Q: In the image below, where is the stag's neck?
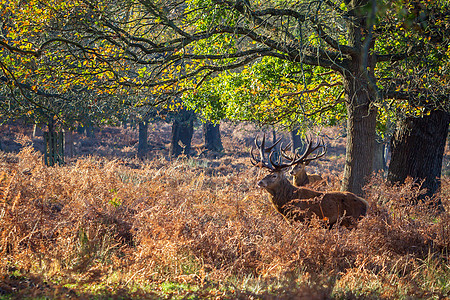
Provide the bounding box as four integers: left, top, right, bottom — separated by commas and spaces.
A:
266, 178, 298, 211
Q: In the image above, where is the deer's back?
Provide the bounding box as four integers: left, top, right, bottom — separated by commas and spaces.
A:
307, 174, 323, 183
283, 189, 368, 227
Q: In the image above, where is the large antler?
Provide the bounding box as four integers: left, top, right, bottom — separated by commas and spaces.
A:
281, 136, 327, 166
250, 134, 285, 171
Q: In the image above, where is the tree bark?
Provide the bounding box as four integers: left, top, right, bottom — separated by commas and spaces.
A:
338, 8, 379, 196
341, 75, 378, 196
170, 109, 194, 157
387, 110, 450, 202
137, 121, 149, 158
203, 121, 223, 152
372, 139, 386, 173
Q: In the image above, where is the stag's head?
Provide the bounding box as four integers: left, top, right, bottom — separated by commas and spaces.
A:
250, 134, 287, 191
250, 134, 326, 192
257, 171, 286, 189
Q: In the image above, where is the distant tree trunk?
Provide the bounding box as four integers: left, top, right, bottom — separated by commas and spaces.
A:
270, 128, 281, 162
44, 118, 64, 166
388, 110, 450, 204
203, 121, 223, 152
77, 125, 85, 135
290, 127, 303, 153
372, 139, 386, 173
170, 109, 194, 157
47, 118, 55, 136
33, 123, 43, 138
65, 130, 74, 158
85, 124, 95, 138
137, 121, 149, 158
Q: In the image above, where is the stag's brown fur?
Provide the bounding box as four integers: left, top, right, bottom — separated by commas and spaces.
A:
258, 171, 368, 227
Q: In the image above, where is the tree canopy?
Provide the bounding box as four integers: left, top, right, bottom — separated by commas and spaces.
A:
1, 0, 449, 194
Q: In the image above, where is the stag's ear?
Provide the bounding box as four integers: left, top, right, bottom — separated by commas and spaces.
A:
304, 160, 311, 166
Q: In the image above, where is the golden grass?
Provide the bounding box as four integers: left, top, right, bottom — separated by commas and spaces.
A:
0, 147, 449, 299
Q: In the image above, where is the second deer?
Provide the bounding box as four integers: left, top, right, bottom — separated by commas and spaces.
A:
251, 135, 368, 228
282, 140, 326, 187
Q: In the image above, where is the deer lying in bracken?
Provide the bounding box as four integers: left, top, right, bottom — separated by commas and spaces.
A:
281, 140, 327, 187
251, 135, 368, 228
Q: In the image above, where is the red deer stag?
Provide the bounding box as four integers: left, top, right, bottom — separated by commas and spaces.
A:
251, 135, 368, 227
281, 139, 327, 187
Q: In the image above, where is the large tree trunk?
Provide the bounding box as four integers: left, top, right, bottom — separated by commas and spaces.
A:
387, 110, 450, 203
339, 11, 379, 196
341, 75, 378, 196
203, 121, 223, 152
170, 109, 194, 157
137, 121, 149, 158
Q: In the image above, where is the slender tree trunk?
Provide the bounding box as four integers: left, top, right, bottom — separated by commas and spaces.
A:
85, 124, 95, 138
341, 75, 377, 196
137, 121, 149, 158
290, 126, 304, 154
271, 128, 281, 162
64, 130, 74, 158
170, 109, 194, 157
77, 125, 85, 135
388, 110, 450, 203
203, 121, 223, 152
44, 118, 64, 166
47, 118, 55, 136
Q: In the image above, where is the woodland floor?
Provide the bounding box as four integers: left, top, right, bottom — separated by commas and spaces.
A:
0, 121, 449, 299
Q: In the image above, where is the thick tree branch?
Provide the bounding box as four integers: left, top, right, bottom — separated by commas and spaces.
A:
0, 39, 41, 57
383, 89, 450, 111
315, 22, 357, 55
253, 8, 306, 21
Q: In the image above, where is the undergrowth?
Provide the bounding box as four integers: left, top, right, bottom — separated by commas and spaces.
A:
0, 147, 449, 299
